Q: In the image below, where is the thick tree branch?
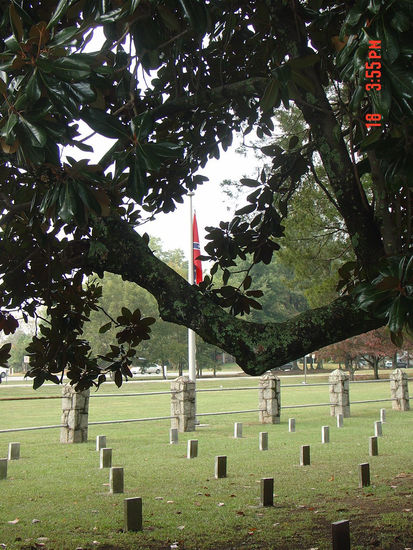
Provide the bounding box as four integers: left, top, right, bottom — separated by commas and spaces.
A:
84, 217, 384, 375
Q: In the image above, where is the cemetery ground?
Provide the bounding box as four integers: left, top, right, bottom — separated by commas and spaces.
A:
0, 377, 412, 549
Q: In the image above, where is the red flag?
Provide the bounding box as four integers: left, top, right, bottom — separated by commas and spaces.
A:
193, 213, 203, 285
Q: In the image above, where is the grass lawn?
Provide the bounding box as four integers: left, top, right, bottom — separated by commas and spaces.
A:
0, 376, 412, 549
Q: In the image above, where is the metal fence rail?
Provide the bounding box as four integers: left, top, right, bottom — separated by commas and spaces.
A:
88, 415, 175, 426
1, 376, 411, 434
197, 409, 260, 417
0, 424, 64, 433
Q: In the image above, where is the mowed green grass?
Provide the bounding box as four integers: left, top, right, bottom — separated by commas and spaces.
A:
0, 376, 412, 549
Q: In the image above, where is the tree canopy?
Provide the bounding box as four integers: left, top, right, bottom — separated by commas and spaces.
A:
0, 0, 412, 389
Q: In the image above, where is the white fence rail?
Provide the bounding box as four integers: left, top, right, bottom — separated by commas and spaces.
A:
0, 376, 411, 435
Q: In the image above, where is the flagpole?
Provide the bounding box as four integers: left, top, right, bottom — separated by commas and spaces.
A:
187, 192, 196, 384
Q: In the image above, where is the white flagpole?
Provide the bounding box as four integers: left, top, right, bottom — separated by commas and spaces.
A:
187, 192, 197, 383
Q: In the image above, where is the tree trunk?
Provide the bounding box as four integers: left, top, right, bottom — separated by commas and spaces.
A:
161, 361, 167, 380
372, 357, 380, 380
346, 358, 355, 381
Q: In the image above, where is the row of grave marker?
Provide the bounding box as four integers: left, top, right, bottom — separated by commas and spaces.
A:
0, 407, 388, 548
0, 409, 386, 481
97, 405, 385, 543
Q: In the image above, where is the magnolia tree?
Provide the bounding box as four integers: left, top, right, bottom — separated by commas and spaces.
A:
0, 0, 412, 390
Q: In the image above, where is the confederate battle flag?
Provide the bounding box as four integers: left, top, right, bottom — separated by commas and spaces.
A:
193, 213, 203, 285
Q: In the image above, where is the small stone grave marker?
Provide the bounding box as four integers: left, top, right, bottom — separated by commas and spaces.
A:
0, 458, 7, 480
380, 408, 386, 423
288, 418, 295, 432
369, 436, 378, 457
215, 456, 227, 479
124, 497, 142, 531
110, 467, 124, 494
100, 448, 112, 469
336, 413, 343, 428
332, 519, 350, 550
187, 439, 198, 459
260, 477, 274, 507
259, 432, 268, 451
170, 428, 178, 445
234, 422, 243, 438
321, 425, 330, 444
8, 442, 20, 460
96, 435, 106, 451
359, 463, 370, 488
300, 445, 310, 466
374, 420, 382, 437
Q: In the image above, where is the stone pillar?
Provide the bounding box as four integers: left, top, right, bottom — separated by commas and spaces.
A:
258, 371, 281, 424
170, 376, 196, 432
329, 369, 350, 418
390, 369, 410, 411
60, 385, 90, 443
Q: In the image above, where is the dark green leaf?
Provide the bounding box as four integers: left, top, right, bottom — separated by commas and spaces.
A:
390, 10, 410, 32
288, 136, 299, 150
379, 18, 399, 64
178, 0, 209, 34
344, 6, 363, 27
114, 369, 123, 388
240, 178, 261, 187
49, 26, 80, 47
26, 70, 42, 103
9, 4, 24, 41
235, 204, 256, 216
99, 322, 112, 334
49, 57, 91, 82
81, 108, 130, 140
149, 142, 182, 158
47, 0, 72, 29
20, 118, 47, 148
260, 78, 280, 113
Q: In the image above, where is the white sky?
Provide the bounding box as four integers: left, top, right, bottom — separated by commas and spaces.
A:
144, 149, 254, 253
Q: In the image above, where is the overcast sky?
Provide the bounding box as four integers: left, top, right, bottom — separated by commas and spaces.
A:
144, 148, 254, 254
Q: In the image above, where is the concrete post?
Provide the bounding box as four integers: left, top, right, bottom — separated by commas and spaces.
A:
300, 445, 310, 466
390, 369, 410, 411
332, 520, 350, 550
374, 421, 382, 437
124, 497, 143, 531
260, 478, 274, 507
329, 369, 350, 418
8, 442, 20, 460
369, 436, 378, 456
110, 467, 124, 494
258, 371, 281, 424
170, 376, 196, 432
259, 432, 268, 451
169, 428, 178, 444
96, 435, 106, 451
215, 456, 227, 479
0, 458, 7, 479
100, 448, 112, 469
60, 385, 90, 443
187, 439, 198, 459
234, 422, 243, 438
359, 463, 370, 487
